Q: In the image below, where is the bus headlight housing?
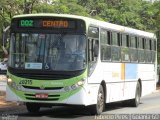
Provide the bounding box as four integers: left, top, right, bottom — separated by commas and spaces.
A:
77, 80, 85, 86
64, 86, 70, 92
71, 84, 78, 90
7, 78, 13, 86
12, 83, 23, 91
7, 78, 23, 91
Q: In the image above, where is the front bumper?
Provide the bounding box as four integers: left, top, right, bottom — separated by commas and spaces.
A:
6, 84, 98, 106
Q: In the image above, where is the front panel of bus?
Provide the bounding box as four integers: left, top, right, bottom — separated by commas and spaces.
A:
6, 16, 88, 105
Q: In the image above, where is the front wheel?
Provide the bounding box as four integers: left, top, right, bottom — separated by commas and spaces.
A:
89, 85, 105, 115
130, 82, 141, 107
26, 103, 40, 113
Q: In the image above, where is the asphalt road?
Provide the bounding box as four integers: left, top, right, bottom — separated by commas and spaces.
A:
0, 81, 6, 91
0, 75, 7, 91
0, 91, 160, 120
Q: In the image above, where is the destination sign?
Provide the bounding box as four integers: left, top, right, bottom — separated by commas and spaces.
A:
20, 20, 34, 27
42, 20, 69, 28
19, 19, 76, 29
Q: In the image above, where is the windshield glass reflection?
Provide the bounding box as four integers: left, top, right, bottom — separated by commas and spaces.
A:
9, 33, 86, 71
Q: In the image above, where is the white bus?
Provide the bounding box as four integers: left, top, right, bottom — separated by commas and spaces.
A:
4, 14, 157, 115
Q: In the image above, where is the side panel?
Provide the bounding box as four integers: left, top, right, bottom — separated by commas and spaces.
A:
88, 61, 126, 103
88, 61, 156, 103
137, 64, 156, 96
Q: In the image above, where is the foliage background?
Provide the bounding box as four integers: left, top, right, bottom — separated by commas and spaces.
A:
0, 0, 160, 62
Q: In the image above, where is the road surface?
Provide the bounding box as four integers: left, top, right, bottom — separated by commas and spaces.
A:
0, 75, 7, 91
0, 90, 160, 120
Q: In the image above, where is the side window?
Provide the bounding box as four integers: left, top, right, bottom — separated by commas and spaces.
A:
149, 39, 152, 50
100, 29, 107, 44
88, 38, 99, 76
142, 38, 145, 49
111, 32, 121, 61
151, 40, 155, 51
100, 29, 111, 61
139, 38, 143, 49
122, 35, 129, 47
154, 40, 156, 51
130, 36, 137, 48
88, 27, 99, 38
88, 26, 99, 62
151, 40, 156, 63
145, 39, 150, 50
138, 37, 145, 63
121, 34, 130, 62
145, 39, 152, 63
9, 33, 16, 68
88, 39, 99, 62
112, 32, 121, 46
130, 36, 138, 62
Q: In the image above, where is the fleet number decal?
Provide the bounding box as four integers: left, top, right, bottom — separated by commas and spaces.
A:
19, 80, 32, 85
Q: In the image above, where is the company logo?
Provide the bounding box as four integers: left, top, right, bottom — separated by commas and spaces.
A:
40, 85, 45, 90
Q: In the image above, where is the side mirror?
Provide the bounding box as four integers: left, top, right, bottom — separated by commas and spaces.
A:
2, 26, 10, 55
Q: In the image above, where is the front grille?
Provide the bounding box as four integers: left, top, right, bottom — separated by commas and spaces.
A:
25, 94, 60, 97
26, 97, 59, 101
22, 85, 63, 90
25, 93, 60, 101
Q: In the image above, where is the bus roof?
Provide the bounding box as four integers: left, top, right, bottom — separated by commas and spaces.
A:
13, 13, 156, 39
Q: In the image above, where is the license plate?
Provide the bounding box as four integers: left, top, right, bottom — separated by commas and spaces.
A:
35, 93, 48, 99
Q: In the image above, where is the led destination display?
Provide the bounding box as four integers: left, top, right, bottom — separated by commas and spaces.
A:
19, 19, 76, 29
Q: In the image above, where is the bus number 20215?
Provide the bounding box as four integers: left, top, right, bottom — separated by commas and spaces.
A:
19, 80, 32, 85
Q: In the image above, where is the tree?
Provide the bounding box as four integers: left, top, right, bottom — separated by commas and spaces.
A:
0, 0, 159, 59
153, 1, 160, 31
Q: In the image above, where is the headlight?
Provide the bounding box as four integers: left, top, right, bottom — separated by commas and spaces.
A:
71, 84, 78, 90
7, 78, 13, 86
77, 80, 85, 86
64, 86, 70, 92
7, 78, 12, 83
7, 78, 22, 91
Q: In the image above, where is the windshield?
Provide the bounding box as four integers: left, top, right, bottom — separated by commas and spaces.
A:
9, 33, 86, 71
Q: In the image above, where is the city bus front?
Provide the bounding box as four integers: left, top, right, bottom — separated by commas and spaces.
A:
6, 15, 89, 110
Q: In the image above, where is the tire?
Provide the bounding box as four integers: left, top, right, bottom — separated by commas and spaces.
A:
130, 82, 141, 107
89, 85, 105, 115
26, 103, 40, 113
